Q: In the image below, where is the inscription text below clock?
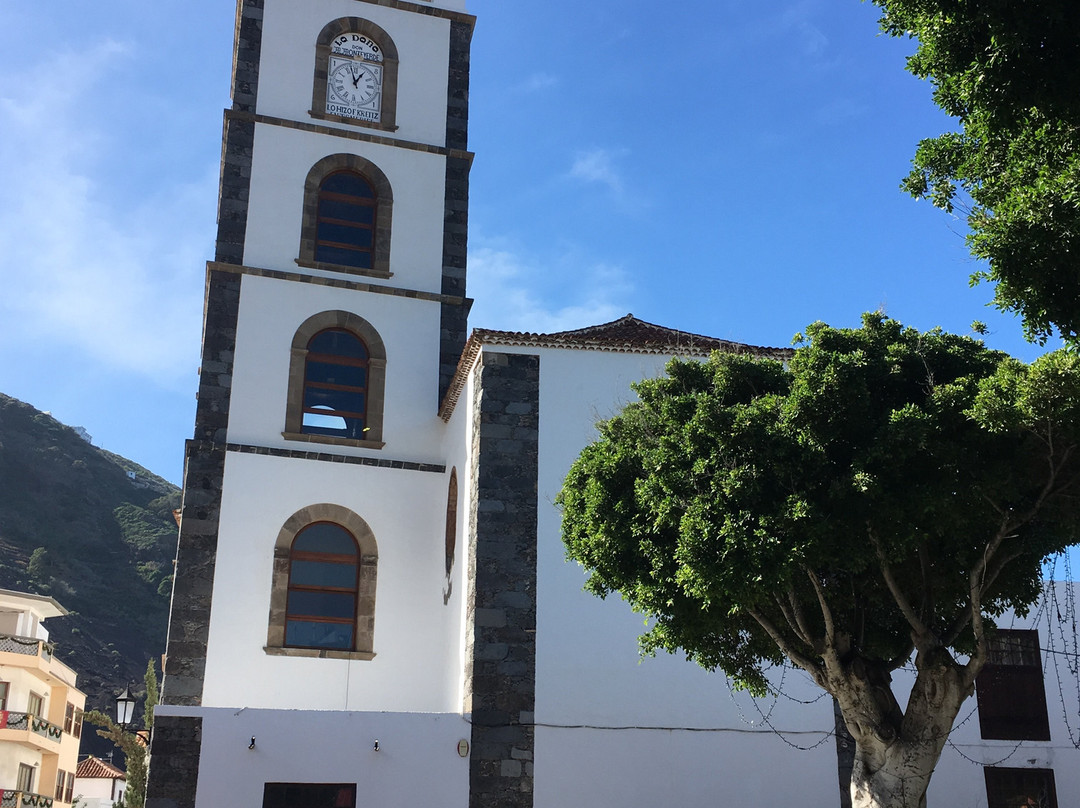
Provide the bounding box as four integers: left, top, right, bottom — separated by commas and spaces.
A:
326, 33, 384, 123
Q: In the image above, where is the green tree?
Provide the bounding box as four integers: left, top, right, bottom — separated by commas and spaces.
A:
143, 659, 158, 730
871, 0, 1080, 345
559, 315, 1080, 808
85, 661, 159, 808
85, 710, 147, 808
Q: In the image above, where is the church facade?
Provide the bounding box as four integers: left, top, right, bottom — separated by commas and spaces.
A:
144, 1, 1078, 806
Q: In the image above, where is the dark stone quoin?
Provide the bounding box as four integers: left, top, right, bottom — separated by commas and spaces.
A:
466, 352, 540, 808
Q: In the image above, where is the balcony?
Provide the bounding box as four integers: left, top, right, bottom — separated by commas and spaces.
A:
0, 633, 54, 665
0, 791, 54, 808
0, 712, 64, 752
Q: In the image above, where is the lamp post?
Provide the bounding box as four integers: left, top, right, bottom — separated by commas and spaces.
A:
115, 686, 136, 729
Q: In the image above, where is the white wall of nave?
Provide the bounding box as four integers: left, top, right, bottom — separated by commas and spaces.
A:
241, 124, 449, 293
518, 344, 1076, 807
258, 0, 454, 147
201, 450, 464, 712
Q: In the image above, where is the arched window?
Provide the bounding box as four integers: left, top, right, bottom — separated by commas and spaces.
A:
284, 311, 386, 448
310, 18, 399, 131
266, 505, 378, 660
302, 328, 370, 439
298, 155, 393, 278
315, 172, 376, 270
285, 522, 360, 650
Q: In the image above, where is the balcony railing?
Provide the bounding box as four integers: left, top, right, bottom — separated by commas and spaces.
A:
0, 633, 54, 662
0, 791, 54, 808
0, 712, 64, 743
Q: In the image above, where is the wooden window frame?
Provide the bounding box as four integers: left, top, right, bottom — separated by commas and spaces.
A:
284, 522, 362, 651
266, 505, 378, 660
301, 328, 370, 439
984, 766, 1058, 808
314, 172, 377, 270
309, 17, 399, 132
976, 629, 1051, 741
55, 770, 66, 801
65, 771, 74, 803
27, 691, 44, 718
284, 311, 387, 449
73, 707, 82, 738
17, 763, 34, 793
297, 154, 393, 279
0, 681, 7, 711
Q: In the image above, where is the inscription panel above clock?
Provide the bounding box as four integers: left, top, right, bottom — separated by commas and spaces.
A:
326, 34, 384, 123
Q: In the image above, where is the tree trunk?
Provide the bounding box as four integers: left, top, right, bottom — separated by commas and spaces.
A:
849, 737, 942, 808
831, 648, 974, 808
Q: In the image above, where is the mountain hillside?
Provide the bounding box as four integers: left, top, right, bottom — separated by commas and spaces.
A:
0, 393, 178, 751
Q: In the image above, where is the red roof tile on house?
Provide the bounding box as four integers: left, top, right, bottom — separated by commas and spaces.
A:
76, 756, 126, 780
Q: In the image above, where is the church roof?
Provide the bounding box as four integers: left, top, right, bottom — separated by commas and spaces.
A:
439, 314, 792, 420
471, 314, 790, 358
76, 756, 126, 780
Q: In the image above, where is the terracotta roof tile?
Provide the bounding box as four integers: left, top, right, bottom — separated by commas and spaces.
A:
76, 756, 126, 780
439, 314, 792, 420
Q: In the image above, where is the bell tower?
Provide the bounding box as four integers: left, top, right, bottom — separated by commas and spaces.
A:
147, 0, 476, 804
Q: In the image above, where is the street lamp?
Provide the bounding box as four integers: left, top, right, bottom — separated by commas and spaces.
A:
115, 687, 136, 729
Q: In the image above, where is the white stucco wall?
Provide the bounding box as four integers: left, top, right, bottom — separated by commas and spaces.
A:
258, 0, 453, 147
439, 364, 478, 711
506, 345, 837, 806
241, 125, 448, 291
156, 706, 470, 806
202, 449, 463, 712
512, 343, 1080, 807
227, 273, 446, 459
75, 777, 126, 808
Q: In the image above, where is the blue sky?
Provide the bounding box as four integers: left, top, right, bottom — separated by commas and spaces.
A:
0, 0, 1059, 484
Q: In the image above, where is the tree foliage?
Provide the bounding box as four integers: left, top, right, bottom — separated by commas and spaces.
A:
560, 315, 1080, 807
85, 710, 147, 808
84, 662, 160, 808
872, 0, 1080, 344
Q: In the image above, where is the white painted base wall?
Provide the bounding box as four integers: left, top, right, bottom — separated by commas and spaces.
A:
160, 707, 471, 805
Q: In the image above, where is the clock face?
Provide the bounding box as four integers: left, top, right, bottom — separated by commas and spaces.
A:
326, 55, 383, 123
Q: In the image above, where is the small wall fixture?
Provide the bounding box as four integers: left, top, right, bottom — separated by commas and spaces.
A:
249, 736, 256, 750
373, 739, 380, 752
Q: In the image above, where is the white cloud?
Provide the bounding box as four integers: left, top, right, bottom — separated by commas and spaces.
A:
781, 2, 830, 57
0, 41, 210, 389
569, 147, 628, 195
467, 244, 631, 335
513, 72, 558, 93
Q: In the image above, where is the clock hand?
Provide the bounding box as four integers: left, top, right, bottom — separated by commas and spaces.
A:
351, 68, 361, 88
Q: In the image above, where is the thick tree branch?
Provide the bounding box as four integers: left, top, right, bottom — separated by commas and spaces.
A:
747, 607, 825, 687
774, 594, 813, 649
869, 527, 932, 643
803, 568, 837, 649
886, 638, 916, 672
918, 540, 933, 624
788, 586, 819, 651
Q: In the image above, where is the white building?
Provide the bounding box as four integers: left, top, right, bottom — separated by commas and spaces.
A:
0, 589, 86, 806
145, 1, 1079, 807
74, 756, 127, 808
